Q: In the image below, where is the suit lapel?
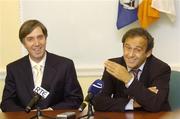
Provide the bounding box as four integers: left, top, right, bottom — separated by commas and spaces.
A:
139, 66, 149, 87
121, 57, 127, 69
41, 53, 56, 91
22, 56, 35, 96
139, 56, 153, 87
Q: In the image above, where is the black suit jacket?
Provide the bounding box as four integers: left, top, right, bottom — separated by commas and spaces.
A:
0, 52, 83, 112
93, 55, 171, 112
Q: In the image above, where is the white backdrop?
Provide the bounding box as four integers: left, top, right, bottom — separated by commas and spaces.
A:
20, 0, 180, 76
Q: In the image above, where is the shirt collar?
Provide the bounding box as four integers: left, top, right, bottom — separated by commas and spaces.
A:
29, 52, 47, 68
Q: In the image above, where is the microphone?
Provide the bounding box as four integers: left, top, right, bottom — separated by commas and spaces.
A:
78, 79, 103, 112
25, 86, 50, 113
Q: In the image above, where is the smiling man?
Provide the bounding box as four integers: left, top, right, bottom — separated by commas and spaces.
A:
93, 27, 171, 112
0, 19, 83, 112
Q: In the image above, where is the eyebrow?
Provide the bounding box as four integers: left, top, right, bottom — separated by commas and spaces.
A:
124, 44, 144, 49
26, 34, 44, 38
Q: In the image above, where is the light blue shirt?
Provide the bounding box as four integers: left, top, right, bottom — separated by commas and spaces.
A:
125, 61, 145, 110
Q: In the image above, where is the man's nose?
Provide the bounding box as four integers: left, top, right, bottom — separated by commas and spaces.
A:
128, 50, 135, 57
34, 38, 39, 46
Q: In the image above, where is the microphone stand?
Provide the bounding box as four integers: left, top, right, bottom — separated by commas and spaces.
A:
78, 102, 94, 119
30, 107, 55, 119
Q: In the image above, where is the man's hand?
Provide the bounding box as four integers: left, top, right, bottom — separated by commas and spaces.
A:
133, 86, 158, 108
133, 100, 141, 108
148, 86, 159, 94
104, 60, 132, 84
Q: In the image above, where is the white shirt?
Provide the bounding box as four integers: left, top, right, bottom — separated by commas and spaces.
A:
29, 52, 47, 87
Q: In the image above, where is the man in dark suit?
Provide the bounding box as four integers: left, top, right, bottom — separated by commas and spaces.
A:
0, 19, 83, 112
93, 28, 171, 112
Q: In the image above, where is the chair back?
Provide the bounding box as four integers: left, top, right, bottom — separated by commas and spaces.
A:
169, 70, 180, 110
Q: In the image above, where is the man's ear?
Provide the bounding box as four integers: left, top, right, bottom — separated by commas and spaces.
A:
146, 49, 152, 58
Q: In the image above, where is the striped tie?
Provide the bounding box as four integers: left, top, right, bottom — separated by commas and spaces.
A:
131, 69, 140, 81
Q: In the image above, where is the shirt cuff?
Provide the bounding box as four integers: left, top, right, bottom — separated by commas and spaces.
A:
125, 74, 134, 88
125, 99, 134, 110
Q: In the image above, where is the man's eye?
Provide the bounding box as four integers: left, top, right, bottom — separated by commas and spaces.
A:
134, 48, 142, 52
37, 35, 43, 39
26, 37, 33, 41
125, 46, 131, 50
37, 35, 45, 40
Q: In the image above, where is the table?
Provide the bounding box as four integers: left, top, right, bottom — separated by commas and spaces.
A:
0, 109, 172, 119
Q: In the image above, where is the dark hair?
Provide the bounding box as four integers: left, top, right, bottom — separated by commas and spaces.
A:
122, 27, 154, 52
19, 19, 48, 43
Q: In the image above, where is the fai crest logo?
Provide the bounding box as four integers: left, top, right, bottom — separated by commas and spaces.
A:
120, 0, 139, 10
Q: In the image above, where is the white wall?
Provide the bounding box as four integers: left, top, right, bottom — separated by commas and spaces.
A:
19, 0, 180, 77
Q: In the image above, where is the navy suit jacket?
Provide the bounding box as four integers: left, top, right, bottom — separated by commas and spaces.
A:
93, 55, 171, 112
0, 52, 83, 112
